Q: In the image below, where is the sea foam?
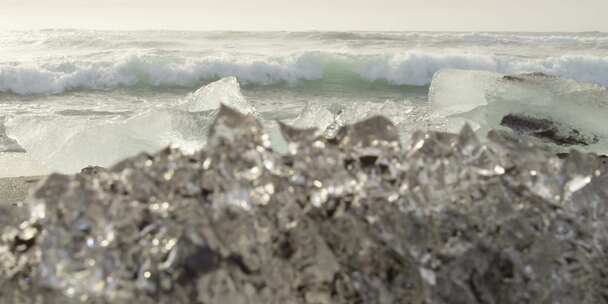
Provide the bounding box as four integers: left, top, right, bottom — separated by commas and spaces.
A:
2, 51, 608, 95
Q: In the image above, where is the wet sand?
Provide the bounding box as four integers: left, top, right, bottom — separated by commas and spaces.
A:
0, 152, 48, 204
0, 176, 43, 204
0, 152, 49, 178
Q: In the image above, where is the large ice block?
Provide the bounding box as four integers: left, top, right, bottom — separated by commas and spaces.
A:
429, 69, 608, 153
5, 77, 258, 173
2, 107, 607, 303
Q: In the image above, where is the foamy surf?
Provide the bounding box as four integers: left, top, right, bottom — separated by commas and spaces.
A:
2, 51, 608, 95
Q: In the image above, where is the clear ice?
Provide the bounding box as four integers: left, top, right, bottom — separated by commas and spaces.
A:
429, 69, 608, 154
4, 77, 259, 173
1, 101, 608, 303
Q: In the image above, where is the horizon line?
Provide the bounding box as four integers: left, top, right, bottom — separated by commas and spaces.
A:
2, 27, 606, 34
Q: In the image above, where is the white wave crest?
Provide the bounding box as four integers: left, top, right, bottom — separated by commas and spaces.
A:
2, 51, 608, 95
0, 52, 324, 95
357, 52, 608, 87
358, 52, 499, 86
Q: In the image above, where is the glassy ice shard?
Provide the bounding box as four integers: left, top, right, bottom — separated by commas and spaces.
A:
1, 104, 607, 303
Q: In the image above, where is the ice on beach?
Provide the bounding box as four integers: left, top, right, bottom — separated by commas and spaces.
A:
429, 69, 608, 153
5, 77, 258, 173
291, 99, 440, 145
3, 104, 608, 303
179, 76, 257, 116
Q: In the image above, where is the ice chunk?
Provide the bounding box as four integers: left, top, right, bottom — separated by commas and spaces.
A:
337, 116, 400, 149
428, 69, 498, 117
5, 77, 258, 173
291, 100, 437, 145
3, 117, 608, 303
429, 69, 608, 153
5, 106, 216, 173
208, 104, 266, 147
278, 121, 318, 144
179, 76, 258, 116
500, 113, 599, 146
291, 102, 336, 137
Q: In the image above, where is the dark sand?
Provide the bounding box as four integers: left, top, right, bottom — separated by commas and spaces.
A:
0, 176, 43, 205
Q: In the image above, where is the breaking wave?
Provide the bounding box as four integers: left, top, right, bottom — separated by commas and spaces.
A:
2, 51, 608, 95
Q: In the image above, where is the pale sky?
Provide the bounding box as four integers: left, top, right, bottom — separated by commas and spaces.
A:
1, 0, 607, 32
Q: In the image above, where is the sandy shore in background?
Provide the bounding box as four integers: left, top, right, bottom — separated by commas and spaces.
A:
0, 176, 44, 204
0, 152, 50, 179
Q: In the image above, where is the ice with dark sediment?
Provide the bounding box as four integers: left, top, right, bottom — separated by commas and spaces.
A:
430, 69, 608, 153
1, 102, 608, 303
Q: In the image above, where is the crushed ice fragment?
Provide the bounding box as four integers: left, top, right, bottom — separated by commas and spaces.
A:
337, 115, 400, 148
278, 121, 319, 143
1, 111, 608, 303
208, 104, 264, 146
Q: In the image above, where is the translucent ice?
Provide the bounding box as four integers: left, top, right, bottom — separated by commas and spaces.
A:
2, 107, 608, 303
429, 69, 608, 153
5, 77, 258, 173
428, 69, 498, 117
178, 76, 258, 116
291, 100, 438, 144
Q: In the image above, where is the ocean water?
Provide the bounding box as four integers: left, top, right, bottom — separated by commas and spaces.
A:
1, 30, 608, 176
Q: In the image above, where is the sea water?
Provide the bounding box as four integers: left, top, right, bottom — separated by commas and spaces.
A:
1, 30, 608, 176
